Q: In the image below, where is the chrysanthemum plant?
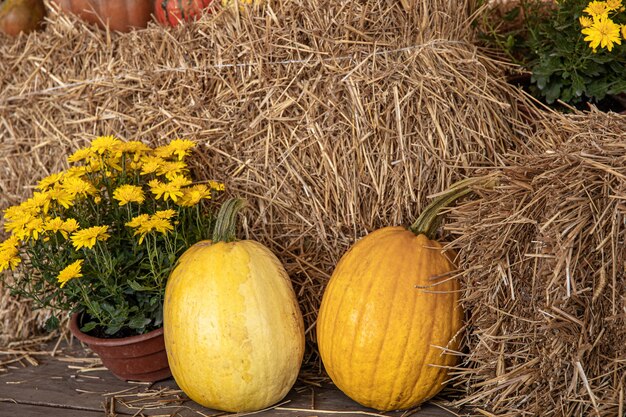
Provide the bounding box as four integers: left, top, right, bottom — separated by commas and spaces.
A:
0, 136, 224, 337
480, 0, 626, 108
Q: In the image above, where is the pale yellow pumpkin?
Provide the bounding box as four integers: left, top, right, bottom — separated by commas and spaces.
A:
315, 178, 485, 411
164, 238, 305, 412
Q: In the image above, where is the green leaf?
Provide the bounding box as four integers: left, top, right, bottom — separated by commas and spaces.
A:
80, 321, 98, 333
129, 280, 152, 291
128, 316, 151, 330
104, 324, 123, 336
45, 315, 60, 332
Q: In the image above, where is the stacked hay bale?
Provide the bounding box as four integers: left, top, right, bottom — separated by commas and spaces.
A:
449, 112, 626, 416
0, 0, 528, 354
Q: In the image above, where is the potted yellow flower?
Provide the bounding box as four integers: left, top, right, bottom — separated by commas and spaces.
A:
0, 136, 224, 381
480, 0, 626, 110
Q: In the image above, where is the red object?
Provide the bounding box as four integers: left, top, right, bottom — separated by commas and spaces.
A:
69, 313, 172, 382
154, 0, 213, 26
51, 0, 153, 32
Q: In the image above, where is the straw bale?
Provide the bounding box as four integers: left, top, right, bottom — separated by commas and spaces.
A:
448, 111, 626, 416
0, 0, 531, 350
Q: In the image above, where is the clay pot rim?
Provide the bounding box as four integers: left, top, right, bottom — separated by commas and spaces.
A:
69, 312, 164, 347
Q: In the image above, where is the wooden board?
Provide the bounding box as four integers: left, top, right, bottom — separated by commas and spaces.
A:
0, 343, 458, 417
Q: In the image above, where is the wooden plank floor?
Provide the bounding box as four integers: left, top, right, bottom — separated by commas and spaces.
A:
0, 342, 458, 417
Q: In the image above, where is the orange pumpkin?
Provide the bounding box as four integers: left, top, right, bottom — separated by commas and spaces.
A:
0, 0, 45, 36
51, 0, 153, 32
316, 178, 487, 411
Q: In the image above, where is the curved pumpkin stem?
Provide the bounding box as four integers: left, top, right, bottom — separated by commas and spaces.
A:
409, 175, 498, 239
212, 198, 247, 243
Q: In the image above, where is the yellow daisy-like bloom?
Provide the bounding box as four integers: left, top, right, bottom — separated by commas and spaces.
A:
605, 0, 622, 10
0, 239, 21, 272
37, 172, 64, 191
154, 209, 177, 220
71, 226, 110, 250
62, 177, 97, 197
149, 176, 191, 203
61, 218, 80, 235
91, 136, 122, 155
68, 147, 96, 164
131, 217, 174, 244
118, 141, 152, 159
622, 24, 626, 38
208, 180, 225, 191
66, 166, 88, 179
113, 185, 145, 206
126, 214, 150, 229
45, 217, 66, 236
22, 192, 51, 215
178, 184, 212, 207
579, 15, 594, 27
583, 1, 609, 18
23, 217, 45, 241
4, 211, 35, 236
45, 217, 79, 239
47, 186, 75, 209
157, 161, 188, 179
154, 139, 196, 161
140, 156, 167, 175
582, 17, 622, 51
57, 260, 83, 288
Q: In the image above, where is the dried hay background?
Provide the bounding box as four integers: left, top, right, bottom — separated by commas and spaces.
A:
448, 112, 626, 416
1, 0, 625, 415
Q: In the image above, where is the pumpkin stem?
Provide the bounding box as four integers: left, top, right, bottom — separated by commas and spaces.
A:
212, 198, 247, 243
409, 175, 497, 239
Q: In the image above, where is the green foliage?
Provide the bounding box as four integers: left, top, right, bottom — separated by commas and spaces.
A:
479, 0, 626, 107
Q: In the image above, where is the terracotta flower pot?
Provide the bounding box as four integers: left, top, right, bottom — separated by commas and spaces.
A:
69, 313, 172, 382
51, 0, 154, 32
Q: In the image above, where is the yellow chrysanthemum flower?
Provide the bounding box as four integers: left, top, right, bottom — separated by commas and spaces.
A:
0, 237, 21, 272
61, 218, 80, 235
44, 217, 79, 238
47, 186, 75, 209
62, 177, 97, 197
126, 214, 150, 229
37, 172, 64, 191
113, 185, 145, 206
579, 15, 594, 27
91, 136, 122, 155
149, 176, 190, 203
582, 17, 622, 51
140, 156, 167, 175
157, 161, 188, 179
605, 0, 622, 10
622, 24, 626, 38
0, 242, 22, 272
131, 218, 174, 244
583, 1, 610, 18
154, 209, 177, 220
71, 226, 110, 250
118, 141, 152, 159
22, 192, 51, 215
4, 211, 35, 235
23, 217, 45, 241
57, 260, 83, 288
208, 180, 225, 191
154, 139, 196, 161
68, 147, 96, 164
178, 184, 212, 207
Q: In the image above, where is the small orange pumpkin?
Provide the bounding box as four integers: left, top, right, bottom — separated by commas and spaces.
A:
51, 0, 153, 32
0, 0, 45, 36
